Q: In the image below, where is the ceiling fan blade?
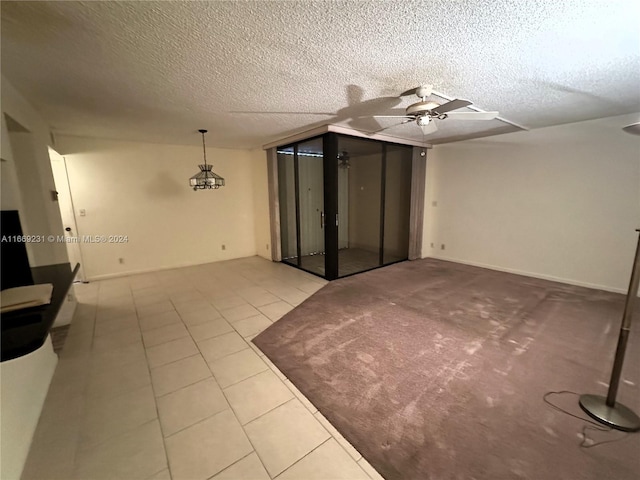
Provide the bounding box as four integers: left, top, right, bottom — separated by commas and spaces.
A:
419, 120, 438, 135
432, 99, 472, 114
445, 111, 499, 121
373, 115, 413, 119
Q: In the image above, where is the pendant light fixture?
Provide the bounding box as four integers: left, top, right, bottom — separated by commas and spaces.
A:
189, 129, 225, 190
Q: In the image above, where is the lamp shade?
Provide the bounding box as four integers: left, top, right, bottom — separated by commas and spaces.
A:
190, 129, 224, 190
190, 164, 225, 189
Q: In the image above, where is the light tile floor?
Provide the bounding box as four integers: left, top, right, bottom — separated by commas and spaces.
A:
22, 256, 384, 480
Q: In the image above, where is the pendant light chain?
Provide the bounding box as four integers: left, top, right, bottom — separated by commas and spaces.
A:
201, 130, 208, 168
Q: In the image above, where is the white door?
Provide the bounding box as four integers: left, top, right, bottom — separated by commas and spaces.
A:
49, 148, 85, 281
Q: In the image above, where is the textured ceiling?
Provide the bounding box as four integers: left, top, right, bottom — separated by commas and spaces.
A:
1, 1, 639, 149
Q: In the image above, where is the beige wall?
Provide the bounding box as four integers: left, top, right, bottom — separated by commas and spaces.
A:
56, 135, 268, 279
251, 148, 271, 260
423, 113, 640, 293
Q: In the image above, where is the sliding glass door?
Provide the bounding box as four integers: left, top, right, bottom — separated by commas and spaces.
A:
277, 137, 326, 276
298, 138, 325, 274
278, 133, 412, 280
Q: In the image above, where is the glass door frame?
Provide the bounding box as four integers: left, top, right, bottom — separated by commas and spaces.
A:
273, 131, 421, 281
322, 133, 339, 279
277, 134, 330, 278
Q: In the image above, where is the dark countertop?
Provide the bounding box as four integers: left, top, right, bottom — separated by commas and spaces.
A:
1, 263, 80, 362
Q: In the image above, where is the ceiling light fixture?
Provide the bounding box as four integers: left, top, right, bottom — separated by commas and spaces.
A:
189, 129, 224, 191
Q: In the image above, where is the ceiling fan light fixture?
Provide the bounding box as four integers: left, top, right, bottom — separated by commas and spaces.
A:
406, 100, 440, 116
416, 116, 430, 127
189, 129, 225, 190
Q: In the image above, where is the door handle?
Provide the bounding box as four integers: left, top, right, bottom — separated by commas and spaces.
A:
65, 227, 72, 232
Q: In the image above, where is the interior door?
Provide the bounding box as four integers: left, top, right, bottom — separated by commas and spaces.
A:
49, 148, 85, 281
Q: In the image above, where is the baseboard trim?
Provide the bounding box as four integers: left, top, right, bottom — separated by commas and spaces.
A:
426, 254, 627, 294
84, 254, 267, 282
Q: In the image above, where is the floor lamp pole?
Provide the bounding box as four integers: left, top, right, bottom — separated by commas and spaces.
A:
579, 229, 640, 432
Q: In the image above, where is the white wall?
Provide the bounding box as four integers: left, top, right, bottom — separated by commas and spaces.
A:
0, 338, 58, 480
423, 113, 640, 293
1, 75, 68, 266
56, 135, 268, 279
1, 114, 23, 211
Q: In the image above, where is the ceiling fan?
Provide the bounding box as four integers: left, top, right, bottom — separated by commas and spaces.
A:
373, 85, 499, 135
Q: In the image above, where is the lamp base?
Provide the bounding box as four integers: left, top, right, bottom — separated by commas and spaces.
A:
579, 394, 640, 432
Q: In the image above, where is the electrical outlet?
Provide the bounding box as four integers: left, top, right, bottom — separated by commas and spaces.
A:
119, 258, 124, 264
221, 244, 226, 251
441, 244, 445, 250
430, 243, 434, 248
79, 209, 86, 216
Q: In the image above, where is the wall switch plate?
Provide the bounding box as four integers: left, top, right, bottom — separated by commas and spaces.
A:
79, 209, 86, 216
221, 244, 226, 250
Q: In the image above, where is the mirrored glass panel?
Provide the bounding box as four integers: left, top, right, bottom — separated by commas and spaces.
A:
383, 144, 412, 265
337, 136, 382, 277
278, 133, 413, 280
277, 146, 298, 266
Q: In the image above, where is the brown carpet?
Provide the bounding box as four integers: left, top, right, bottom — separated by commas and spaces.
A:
253, 258, 640, 480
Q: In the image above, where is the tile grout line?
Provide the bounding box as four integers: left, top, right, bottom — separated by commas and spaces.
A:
67, 296, 153, 477
215, 360, 270, 390
152, 355, 213, 399
203, 451, 258, 480
270, 437, 333, 479
137, 294, 175, 479
193, 282, 276, 479
46, 259, 353, 480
